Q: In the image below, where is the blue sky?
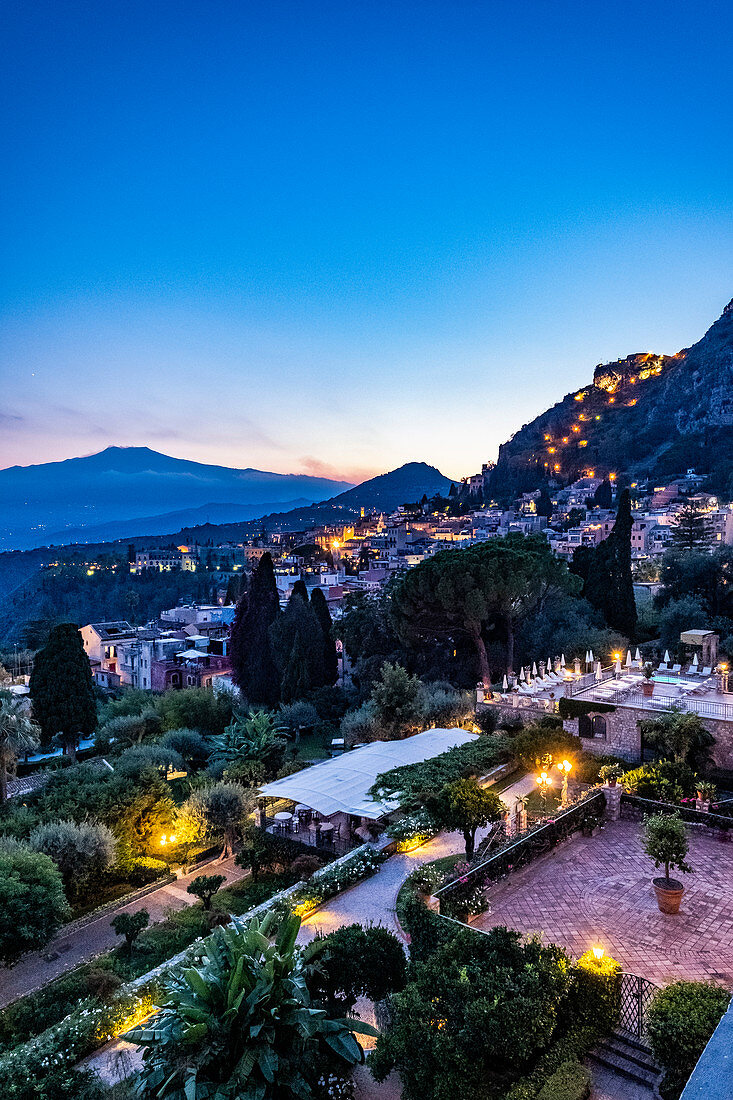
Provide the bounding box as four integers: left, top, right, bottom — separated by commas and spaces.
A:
1, 0, 731, 482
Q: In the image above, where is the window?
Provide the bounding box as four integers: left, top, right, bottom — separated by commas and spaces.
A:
592, 715, 607, 740
578, 714, 593, 739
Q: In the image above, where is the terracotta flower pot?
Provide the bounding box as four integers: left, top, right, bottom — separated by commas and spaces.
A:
641, 681, 654, 697
653, 877, 684, 914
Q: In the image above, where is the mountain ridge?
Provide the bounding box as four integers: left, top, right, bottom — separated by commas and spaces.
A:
0, 446, 355, 551
487, 297, 733, 500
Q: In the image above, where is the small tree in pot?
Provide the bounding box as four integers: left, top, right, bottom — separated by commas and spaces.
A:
599, 763, 624, 787
641, 662, 654, 697
643, 813, 692, 914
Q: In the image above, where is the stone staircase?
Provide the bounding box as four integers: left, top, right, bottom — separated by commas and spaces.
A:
588, 1032, 662, 1092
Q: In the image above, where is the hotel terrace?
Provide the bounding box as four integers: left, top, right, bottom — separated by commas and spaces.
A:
478, 629, 733, 767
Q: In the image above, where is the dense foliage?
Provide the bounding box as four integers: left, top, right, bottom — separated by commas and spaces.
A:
369, 734, 507, 804
29, 623, 96, 753
127, 912, 376, 1099
647, 981, 730, 1099
371, 926, 573, 1100
0, 846, 69, 963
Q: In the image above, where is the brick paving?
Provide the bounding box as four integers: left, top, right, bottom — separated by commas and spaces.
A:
471, 818, 733, 987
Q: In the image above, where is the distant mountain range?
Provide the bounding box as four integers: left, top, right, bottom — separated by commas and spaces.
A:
0, 460, 452, 608
487, 297, 733, 501
0, 447, 354, 551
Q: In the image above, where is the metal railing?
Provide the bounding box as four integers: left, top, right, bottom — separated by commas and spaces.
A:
576, 687, 733, 722
620, 793, 733, 828
567, 667, 615, 696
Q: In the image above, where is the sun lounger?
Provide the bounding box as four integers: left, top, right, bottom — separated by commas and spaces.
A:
670, 664, 682, 674
658, 662, 668, 672
700, 667, 712, 677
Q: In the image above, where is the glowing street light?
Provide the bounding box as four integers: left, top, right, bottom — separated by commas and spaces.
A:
592, 944, 605, 962
556, 759, 572, 807
536, 769, 554, 817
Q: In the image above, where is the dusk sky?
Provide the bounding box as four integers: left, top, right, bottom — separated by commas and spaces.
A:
2, 1, 731, 483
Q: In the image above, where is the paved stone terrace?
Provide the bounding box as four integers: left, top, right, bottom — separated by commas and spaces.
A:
471, 818, 733, 988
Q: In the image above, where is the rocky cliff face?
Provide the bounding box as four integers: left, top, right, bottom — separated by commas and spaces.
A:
487, 298, 733, 500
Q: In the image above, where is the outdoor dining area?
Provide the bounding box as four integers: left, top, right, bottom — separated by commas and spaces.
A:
267, 805, 342, 848
256, 727, 480, 857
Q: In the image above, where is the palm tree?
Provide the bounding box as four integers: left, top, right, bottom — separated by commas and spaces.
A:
126, 911, 376, 1098
0, 693, 39, 802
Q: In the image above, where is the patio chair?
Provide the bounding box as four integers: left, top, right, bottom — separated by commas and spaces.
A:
670, 664, 682, 674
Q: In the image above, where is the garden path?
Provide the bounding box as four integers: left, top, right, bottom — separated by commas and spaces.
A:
0, 854, 246, 1008
297, 772, 535, 946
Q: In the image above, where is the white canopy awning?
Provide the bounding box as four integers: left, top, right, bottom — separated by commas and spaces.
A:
259, 728, 479, 820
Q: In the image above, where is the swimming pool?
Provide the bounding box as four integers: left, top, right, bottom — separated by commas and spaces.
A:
653, 675, 701, 689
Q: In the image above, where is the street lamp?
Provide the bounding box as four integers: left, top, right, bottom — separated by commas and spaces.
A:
536, 770, 554, 817
592, 944, 605, 962
556, 759, 572, 806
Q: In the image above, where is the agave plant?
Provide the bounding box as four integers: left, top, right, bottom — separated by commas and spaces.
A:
210, 710, 287, 775
126, 911, 376, 1099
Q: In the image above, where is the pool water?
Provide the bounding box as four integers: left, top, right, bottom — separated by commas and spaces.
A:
653, 675, 701, 689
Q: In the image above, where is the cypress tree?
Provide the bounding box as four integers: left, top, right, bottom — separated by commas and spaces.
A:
270, 589, 324, 698
584, 489, 637, 637
29, 624, 96, 758
281, 631, 312, 703
229, 553, 281, 707
310, 587, 339, 686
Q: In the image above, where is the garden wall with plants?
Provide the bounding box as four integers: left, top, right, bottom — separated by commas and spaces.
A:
0, 843, 385, 1100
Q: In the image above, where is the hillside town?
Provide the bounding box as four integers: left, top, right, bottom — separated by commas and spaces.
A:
3, 4, 733, 1100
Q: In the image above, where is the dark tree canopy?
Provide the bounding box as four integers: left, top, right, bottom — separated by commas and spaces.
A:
0, 847, 70, 963
310, 587, 339, 686
229, 554, 281, 707
271, 590, 325, 701
583, 489, 637, 638
29, 623, 96, 753
391, 534, 580, 683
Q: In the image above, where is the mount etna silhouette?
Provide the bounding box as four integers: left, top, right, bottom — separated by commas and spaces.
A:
487, 298, 733, 501
0, 447, 353, 551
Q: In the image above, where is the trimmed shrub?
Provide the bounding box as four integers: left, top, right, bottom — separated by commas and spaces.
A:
571, 950, 621, 1033
536, 1060, 591, 1100
647, 981, 730, 1100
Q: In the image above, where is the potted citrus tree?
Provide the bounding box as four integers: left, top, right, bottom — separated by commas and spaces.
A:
643, 813, 692, 914
599, 763, 624, 787
641, 662, 655, 697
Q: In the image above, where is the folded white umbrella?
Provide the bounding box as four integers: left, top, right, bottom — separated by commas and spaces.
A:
561, 653, 566, 666
502, 674, 508, 690
691, 652, 698, 667
625, 650, 632, 667
532, 662, 538, 677
589, 649, 594, 663
635, 648, 642, 662
664, 650, 671, 663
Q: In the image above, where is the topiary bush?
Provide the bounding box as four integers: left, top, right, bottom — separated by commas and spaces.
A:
647, 981, 730, 1099
535, 1060, 591, 1100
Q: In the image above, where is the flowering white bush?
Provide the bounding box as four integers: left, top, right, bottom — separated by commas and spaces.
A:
316, 1071, 356, 1099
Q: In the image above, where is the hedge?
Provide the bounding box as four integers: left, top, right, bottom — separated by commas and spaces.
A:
558, 698, 616, 719
536, 1060, 591, 1100
370, 734, 507, 803
646, 981, 730, 1100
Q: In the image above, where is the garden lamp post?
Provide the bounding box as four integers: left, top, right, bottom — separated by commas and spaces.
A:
536, 770, 553, 818
556, 759, 572, 807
